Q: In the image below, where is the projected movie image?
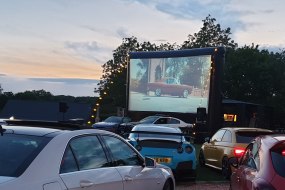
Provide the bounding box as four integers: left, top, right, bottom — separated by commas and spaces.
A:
128, 55, 212, 113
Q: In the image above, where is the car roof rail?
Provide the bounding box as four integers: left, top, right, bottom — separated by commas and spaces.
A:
4, 119, 91, 130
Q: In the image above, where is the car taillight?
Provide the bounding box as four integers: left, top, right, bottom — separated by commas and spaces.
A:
185, 145, 193, 154
177, 146, 183, 154
234, 148, 245, 158
282, 150, 285, 156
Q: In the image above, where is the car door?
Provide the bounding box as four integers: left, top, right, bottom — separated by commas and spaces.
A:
204, 129, 226, 166
59, 135, 123, 190
232, 142, 259, 190
101, 135, 165, 190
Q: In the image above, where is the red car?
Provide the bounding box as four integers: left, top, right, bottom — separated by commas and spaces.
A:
229, 134, 285, 190
147, 77, 193, 98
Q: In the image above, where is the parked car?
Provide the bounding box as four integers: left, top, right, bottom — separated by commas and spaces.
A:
147, 77, 193, 98
122, 115, 193, 133
0, 120, 175, 190
128, 124, 197, 179
199, 127, 273, 178
229, 134, 285, 190
92, 116, 131, 135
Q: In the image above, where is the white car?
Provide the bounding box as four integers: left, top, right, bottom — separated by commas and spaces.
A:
0, 121, 175, 190
121, 115, 193, 133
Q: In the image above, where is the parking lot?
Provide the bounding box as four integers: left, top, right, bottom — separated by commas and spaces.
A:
175, 144, 230, 189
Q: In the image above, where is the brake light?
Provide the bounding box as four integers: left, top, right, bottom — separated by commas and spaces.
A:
282, 150, 285, 156
234, 148, 245, 157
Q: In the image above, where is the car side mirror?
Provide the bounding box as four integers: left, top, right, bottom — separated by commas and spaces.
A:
145, 157, 156, 168
228, 157, 239, 168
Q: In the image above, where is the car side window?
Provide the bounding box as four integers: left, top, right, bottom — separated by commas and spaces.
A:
62, 135, 110, 172
240, 143, 257, 169
60, 145, 78, 173
102, 135, 142, 166
169, 118, 180, 124
155, 118, 167, 124
221, 130, 232, 142
211, 129, 226, 142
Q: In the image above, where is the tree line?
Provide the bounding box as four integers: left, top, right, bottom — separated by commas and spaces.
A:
93, 15, 285, 123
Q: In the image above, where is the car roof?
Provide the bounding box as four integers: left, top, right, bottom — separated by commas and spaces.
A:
222, 127, 272, 133
132, 124, 182, 133
1, 119, 92, 137
1, 125, 64, 137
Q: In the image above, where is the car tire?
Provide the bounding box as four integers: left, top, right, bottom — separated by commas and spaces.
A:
155, 88, 161, 96
199, 150, 206, 166
162, 179, 173, 190
182, 90, 189, 98
222, 156, 231, 179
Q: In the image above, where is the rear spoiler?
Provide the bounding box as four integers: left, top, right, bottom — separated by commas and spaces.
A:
129, 130, 194, 143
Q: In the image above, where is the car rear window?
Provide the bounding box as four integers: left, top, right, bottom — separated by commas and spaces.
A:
236, 131, 272, 143
0, 134, 51, 177
271, 142, 285, 178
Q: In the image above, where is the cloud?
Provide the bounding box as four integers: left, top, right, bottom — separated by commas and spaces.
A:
65, 41, 100, 52
0, 75, 99, 97
0, 74, 7, 77
28, 78, 99, 85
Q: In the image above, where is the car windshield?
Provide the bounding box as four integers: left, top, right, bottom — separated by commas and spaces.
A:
236, 131, 273, 143
271, 142, 285, 178
139, 116, 160, 124
0, 134, 51, 177
104, 116, 122, 123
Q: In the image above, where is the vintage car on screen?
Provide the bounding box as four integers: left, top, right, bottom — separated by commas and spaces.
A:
147, 77, 193, 98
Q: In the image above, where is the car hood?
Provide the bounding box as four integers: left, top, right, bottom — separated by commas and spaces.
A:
0, 177, 16, 184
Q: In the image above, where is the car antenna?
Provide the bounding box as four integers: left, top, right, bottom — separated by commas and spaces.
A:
0, 125, 6, 136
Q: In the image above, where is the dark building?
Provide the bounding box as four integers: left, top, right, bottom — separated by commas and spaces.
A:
0, 99, 92, 122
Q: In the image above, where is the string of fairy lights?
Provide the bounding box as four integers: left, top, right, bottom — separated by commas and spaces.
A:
87, 54, 129, 126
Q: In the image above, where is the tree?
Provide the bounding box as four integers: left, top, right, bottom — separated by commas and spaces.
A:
224, 45, 285, 113
181, 15, 237, 49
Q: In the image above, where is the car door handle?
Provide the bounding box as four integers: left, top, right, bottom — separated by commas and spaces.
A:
124, 176, 133, 181
80, 180, 94, 188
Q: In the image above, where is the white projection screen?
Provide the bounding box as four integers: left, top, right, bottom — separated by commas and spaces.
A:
128, 52, 212, 114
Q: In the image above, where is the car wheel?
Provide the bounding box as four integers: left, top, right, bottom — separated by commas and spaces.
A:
199, 149, 206, 166
162, 179, 173, 190
155, 88, 161, 96
222, 156, 231, 179
182, 90, 189, 98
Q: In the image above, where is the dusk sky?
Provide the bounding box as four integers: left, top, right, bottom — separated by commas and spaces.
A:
0, 0, 284, 97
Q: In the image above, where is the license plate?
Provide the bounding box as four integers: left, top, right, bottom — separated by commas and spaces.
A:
154, 157, 172, 163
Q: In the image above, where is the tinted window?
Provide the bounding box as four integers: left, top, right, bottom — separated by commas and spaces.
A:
169, 119, 180, 124
69, 136, 109, 171
102, 135, 142, 166
0, 134, 51, 177
104, 116, 122, 123
155, 118, 167, 124
271, 142, 285, 177
140, 116, 159, 124
211, 129, 226, 142
60, 145, 78, 173
236, 131, 272, 143
240, 143, 258, 170
222, 130, 232, 142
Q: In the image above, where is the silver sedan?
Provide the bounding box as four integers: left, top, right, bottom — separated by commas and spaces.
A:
0, 124, 175, 190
